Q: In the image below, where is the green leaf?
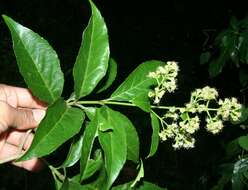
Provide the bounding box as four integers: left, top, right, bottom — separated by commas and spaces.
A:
97, 58, 118, 93
200, 52, 211, 65
19, 99, 85, 161
80, 111, 99, 181
99, 106, 139, 162
208, 51, 228, 78
230, 16, 239, 30
115, 111, 139, 163
211, 164, 233, 190
137, 181, 166, 190
60, 178, 84, 190
81, 149, 103, 181
83, 107, 97, 121
112, 182, 133, 190
58, 132, 84, 168
232, 158, 248, 190
73, 0, 109, 98
232, 106, 248, 125
112, 181, 166, 190
124, 122, 139, 163
239, 32, 248, 64
79, 167, 107, 190
180, 112, 188, 121
239, 17, 248, 29
131, 92, 151, 112
225, 138, 241, 159
98, 106, 127, 190
209, 30, 240, 78
147, 112, 160, 158
239, 69, 248, 87
53, 176, 63, 190
238, 135, 248, 151
71, 149, 103, 182
2, 15, 64, 104
131, 160, 144, 188
110, 60, 164, 101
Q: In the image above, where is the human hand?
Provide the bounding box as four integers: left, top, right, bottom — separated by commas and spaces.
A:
0, 84, 46, 171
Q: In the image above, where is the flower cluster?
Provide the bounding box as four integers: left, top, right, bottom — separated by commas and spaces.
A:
217, 98, 242, 121
155, 85, 242, 149
159, 123, 196, 149
191, 86, 218, 101
148, 61, 179, 104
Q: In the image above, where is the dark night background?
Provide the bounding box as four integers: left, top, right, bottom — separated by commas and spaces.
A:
0, 0, 247, 189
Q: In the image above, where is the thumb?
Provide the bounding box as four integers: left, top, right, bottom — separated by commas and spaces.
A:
11, 108, 46, 130
0, 101, 46, 131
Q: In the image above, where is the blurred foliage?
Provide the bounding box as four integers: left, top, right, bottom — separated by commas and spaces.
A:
200, 16, 248, 90
200, 16, 248, 189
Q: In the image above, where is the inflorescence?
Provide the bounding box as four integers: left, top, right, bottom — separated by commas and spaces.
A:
148, 61, 242, 149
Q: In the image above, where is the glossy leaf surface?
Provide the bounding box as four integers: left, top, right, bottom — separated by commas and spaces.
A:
232, 158, 248, 190
81, 149, 103, 181
98, 106, 127, 190
3, 15, 64, 104
20, 99, 84, 160
131, 92, 151, 112
147, 112, 160, 158
83, 107, 97, 121
97, 58, 117, 93
60, 178, 84, 190
110, 60, 164, 101
73, 0, 109, 98
58, 132, 84, 168
112, 181, 166, 190
239, 32, 248, 64
120, 113, 139, 163
131, 160, 144, 188
80, 111, 99, 181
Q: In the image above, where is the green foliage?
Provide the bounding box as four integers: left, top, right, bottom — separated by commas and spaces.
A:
1, 1, 244, 189
19, 99, 85, 161
73, 0, 109, 99
110, 60, 163, 101
2, 15, 64, 104
58, 132, 84, 168
97, 58, 118, 93
201, 17, 248, 189
201, 16, 248, 88
232, 158, 248, 190
147, 112, 160, 158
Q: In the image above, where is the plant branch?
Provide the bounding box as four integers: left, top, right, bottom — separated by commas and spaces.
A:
76, 100, 218, 111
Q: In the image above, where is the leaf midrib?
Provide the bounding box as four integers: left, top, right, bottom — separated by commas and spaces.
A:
110, 77, 152, 100
31, 106, 70, 153
10, 22, 56, 101
79, 16, 95, 96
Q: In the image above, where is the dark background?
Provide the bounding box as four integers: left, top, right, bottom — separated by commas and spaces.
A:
0, 0, 247, 189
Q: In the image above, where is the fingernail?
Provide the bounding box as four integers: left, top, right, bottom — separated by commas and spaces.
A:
33, 109, 46, 123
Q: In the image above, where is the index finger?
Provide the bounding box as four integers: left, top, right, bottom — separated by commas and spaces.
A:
0, 84, 46, 109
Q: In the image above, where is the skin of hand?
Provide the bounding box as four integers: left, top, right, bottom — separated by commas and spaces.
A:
0, 84, 46, 171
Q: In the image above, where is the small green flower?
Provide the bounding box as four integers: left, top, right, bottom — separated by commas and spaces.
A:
148, 61, 179, 104
206, 118, 224, 134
